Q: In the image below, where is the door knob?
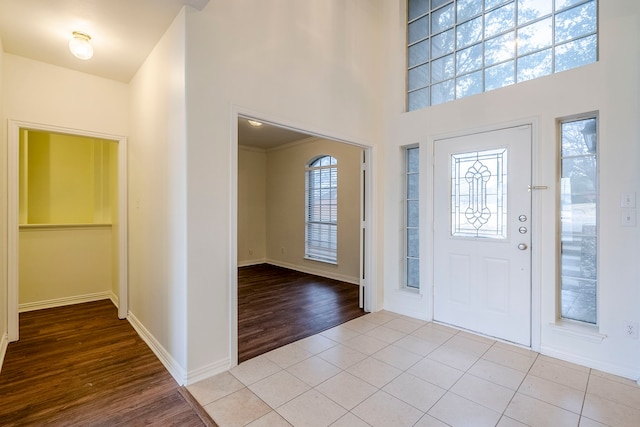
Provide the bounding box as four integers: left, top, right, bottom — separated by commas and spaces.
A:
518, 243, 528, 250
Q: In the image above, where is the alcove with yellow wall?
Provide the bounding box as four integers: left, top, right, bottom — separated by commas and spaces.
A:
18, 130, 119, 310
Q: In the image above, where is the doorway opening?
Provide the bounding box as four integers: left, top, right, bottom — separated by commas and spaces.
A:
7, 120, 128, 341
231, 113, 374, 365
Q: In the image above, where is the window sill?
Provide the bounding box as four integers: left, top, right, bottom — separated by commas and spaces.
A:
304, 256, 338, 266
548, 319, 607, 344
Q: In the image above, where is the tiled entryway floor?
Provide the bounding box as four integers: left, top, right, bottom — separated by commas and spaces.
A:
188, 311, 640, 427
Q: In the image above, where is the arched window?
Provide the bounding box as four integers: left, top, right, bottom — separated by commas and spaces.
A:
305, 155, 338, 263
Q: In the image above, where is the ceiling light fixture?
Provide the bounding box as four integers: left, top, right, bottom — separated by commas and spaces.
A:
247, 119, 263, 127
69, 31, 94, 60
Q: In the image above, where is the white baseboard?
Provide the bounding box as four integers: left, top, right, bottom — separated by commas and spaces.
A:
186, 358, 231, 386
238, 258, 268, 268
0, 332, 8, 374
266, 259, 359, 285
18, 292, 113, 312
127, 312, 187, 386
540, 345, 640, 382
109, 292, 120, 309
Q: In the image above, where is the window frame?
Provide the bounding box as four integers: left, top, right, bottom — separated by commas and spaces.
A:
557, 113, 599, 325
305, 155, 338, 264
404, 145, 420, 290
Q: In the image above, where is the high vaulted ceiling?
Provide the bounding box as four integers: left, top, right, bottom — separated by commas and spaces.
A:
0, 0, 208, 83
0, 0, 316, 148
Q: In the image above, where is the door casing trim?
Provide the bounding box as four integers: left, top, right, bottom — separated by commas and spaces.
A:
7, 120, 129, 341
426, 118, 541, 352
229, 105, 377, 367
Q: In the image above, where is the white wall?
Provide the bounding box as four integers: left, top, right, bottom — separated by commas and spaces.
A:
2, 55, 128, 135
380, 0, 640, 380
266, 138, 362, 282
238, 146, 267, 265
183, 0, 383, 375
128, 8, 188, 379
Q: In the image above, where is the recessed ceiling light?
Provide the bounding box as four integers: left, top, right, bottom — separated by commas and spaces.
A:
69, 31, 94, 60
247, 120, 263, 127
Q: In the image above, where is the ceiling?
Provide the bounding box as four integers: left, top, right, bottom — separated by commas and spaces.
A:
0, 0, 207, 83
0, 0, 311, 148
237, 118, 314, 150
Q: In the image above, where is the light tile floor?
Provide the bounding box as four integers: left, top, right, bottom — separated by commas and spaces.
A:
188, 311, 640, 427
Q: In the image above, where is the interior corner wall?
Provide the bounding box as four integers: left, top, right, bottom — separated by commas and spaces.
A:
266, 138, 361, 282
381, 0, 640, 379
128, 7, 188, 379
184, 0, 384, 374
237, 146, 267, 266
0, 38, 8, 358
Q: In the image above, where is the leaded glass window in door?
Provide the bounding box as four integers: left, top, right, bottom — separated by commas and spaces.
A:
451, 148, 507, 238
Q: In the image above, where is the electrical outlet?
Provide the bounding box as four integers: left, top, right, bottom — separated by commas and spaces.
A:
624, 320, 639, 339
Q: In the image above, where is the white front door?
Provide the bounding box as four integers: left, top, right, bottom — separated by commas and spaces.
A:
434, 125, 532, 346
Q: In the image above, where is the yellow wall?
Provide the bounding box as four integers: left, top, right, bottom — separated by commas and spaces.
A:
19, 226, 113, 307
238, 138, 362, 282
18, 130, 119, 307
19, 131, 117, 224
237, 146, 267, 264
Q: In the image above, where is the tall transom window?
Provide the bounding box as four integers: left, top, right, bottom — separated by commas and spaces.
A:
407, 0, 598, 111
306, 155, 338, 264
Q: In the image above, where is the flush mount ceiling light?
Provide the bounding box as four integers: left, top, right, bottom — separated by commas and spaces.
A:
69, 31, 93, 60
247, 119, 263, 127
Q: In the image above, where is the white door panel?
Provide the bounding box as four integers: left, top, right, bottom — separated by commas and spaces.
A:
434, 126, 532, 346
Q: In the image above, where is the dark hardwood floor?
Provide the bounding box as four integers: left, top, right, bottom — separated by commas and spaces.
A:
238, 264, 366, 363
0, 300, 216, 427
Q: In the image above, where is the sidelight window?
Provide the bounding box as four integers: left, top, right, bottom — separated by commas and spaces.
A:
559, 116, 598, 324
405, 146, 420, 289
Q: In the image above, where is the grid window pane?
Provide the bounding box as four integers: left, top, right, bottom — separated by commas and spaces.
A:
431, 54, 455, 83
485, 3, 515, 38
517, 48, 552, 82
555, 1, 597, 43
485, 61, 515, 91
485, 0, 511, 9
456, 70, 483, 99
408, 87, 430, 111
518, 0, 552, 25
457, 43, 483, 74
556, 0, 584, 11
408, 15, 429, 44
432, 29, 455, 58
555, 34, 597, 72
432, 0, 453, 10
431, 79, 455, 105
408, 0, 429, 21
409, 63, 429, 91
485, 32, 516, 66
432, 4, 454, 34
409, 39, 430, 67
457, 16, 483, 49
406, 0, 598, 111
517, 17, 552, 56
457, 0, 482, 22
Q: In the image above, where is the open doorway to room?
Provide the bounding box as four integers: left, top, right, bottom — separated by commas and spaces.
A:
234, 116, 372, 363
7, 121, 128, 341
